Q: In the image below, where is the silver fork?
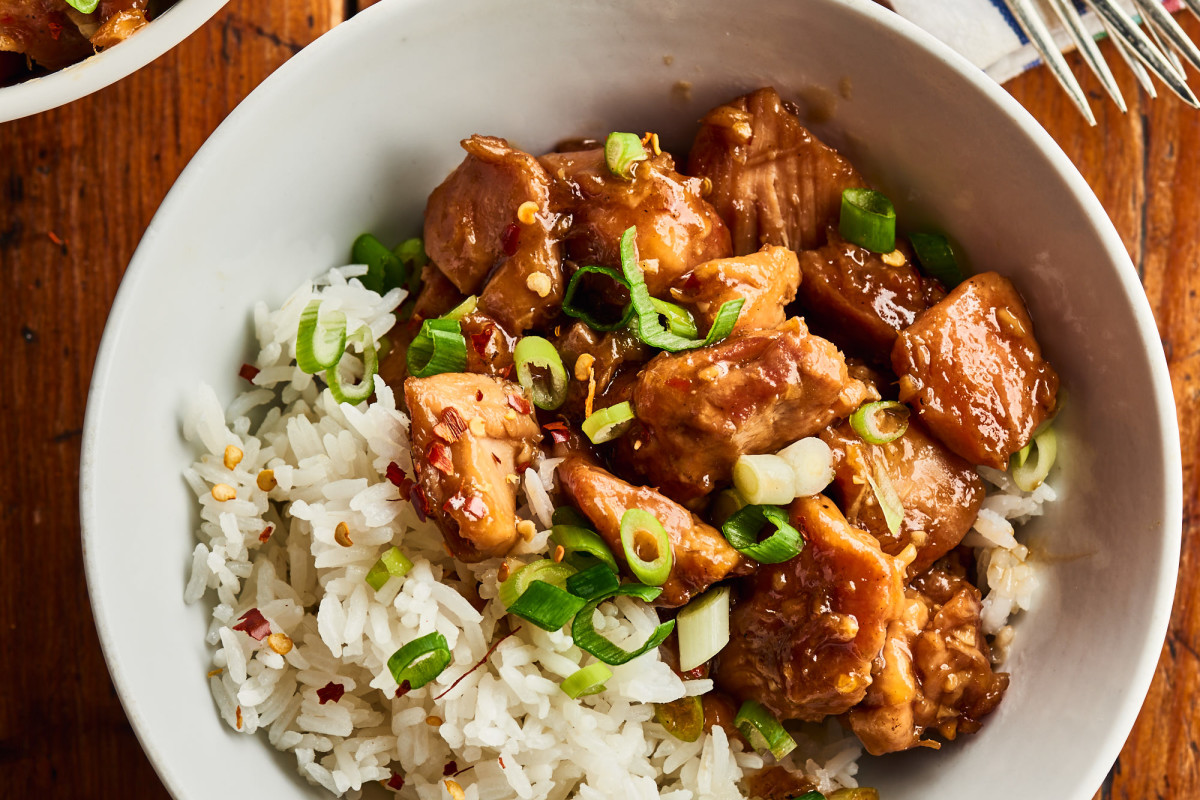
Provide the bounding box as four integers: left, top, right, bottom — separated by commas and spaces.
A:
1003, 0, 1200, 124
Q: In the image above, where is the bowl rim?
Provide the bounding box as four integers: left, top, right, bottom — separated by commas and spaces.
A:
78, 0, 1184, 797
0, 0, 231, 123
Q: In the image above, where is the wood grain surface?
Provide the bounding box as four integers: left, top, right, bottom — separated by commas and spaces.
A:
0, 2, 1196, 798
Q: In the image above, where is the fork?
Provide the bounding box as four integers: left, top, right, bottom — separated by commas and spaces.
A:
1003, 0, 1200, 124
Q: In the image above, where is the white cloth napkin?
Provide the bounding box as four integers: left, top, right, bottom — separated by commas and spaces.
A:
892, 0, 1185, 83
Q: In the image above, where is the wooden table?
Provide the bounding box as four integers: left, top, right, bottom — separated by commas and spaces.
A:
1, 1, 1196, 797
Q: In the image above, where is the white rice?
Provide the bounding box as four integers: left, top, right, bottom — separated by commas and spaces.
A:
183, 266, 1049, 797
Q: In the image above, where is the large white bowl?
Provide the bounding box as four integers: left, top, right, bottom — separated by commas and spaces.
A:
80, 0, 1182, 797
0, 0, 229, 123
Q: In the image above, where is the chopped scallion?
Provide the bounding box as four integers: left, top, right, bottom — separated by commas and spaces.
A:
864, 460, 904, 536
514, 335, 568, 410
839, 188, 896, 254
561, 663, 613, 699
709, 489, 748, 528
407, 318, 468, 378
551, 524, 619, 574
1011, 425, 1057, 492
296, 300, 347, 374
506, 580, 587, 631
676, 585, 731, 672
497, 559, 577, 608
351, 233, 403, 294
64, 0, 100, 14
734, 700, 797, 759
365, 546, 413, 591
386, 632, 452, 690
581, 401, 635, 444
619, 509, 673, 586
733, 453, 797, 506
850, 401, 910, 445
777, 437, 835, 498
909, 232, 964, 287
562, 265, 634, 332
605, 131, 649, 179
571, 585, 674, 665
442, 295, 478, 321
721, 504, 803, 564
566, 563, 621, 599
552, 505, 590, 528
649, 297, 699, 339
326, 330, 378, 405
654, 695, 704, 742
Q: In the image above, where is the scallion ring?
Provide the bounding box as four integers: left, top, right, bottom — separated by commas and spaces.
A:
296, 299, 347, 374
386, 632, 452, 690
777, 437, 835, 498
734, 700, 798, 759
64, 0, 100, 13
850, 401, 910, 445
654, 696, 704, 743
605, 132, 649, 179
394, 238, 428, 320
551, 524, 619, 574
676, 585, 731, 672
407, 317, 467, 378
864, 460, 905, 536
581, 401, 635, 444
709, 489, 748, 528
505, 580, 587, 631
561, 265, 633, 332
326, 330, 378, 405
351, 233, 402, 294
721, 504, 803, 564
565, 563, 621, 600
442, 295, 478, 321
561, 663, 613, 699
839, 188, 896, 254
732, 454, 797, 505
619, 509, 673, 586
514, 335, 568, 410
497, 559, 578, 608
909, 232, 964, 287
551, 505, 590, 528
365, 546, 414, 591
1011, 425, 1057, 492
571, 585, 674, 665
649, 297, 699, 339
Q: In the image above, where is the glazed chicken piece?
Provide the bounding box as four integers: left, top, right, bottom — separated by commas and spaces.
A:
892, 272, 1059, 469
551, 322, 649, 419
423, 135, 563, 332
540, 147, 732, 295
0, 0, 148, 71
670, 246, 801, 335
715, 495, 906, 720
378, 310, 515, 392
557, 456, 751, 607
616, 318, 873, 503
688, 86, 865, 255
405, 373, 542, 562
847, 562, 1009, 755
409, 263, 465, 321
796, 228, 945, 363
820, 418, 985, 575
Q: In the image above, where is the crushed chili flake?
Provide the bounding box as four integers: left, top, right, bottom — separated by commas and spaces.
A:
386, 773, 405, 790
426, 441, 454, 475
316, 681, 346, 705
463, 495, 488, 520
475, 390, 484, 402
207, 668, 224, 678
259, 525, 274, 544
469, 324, 496, 357
442, 761, 459, 777
500, 223, 521, 256
499, 756, 506, 769
681, 273, 701, 293
47, 230, 64, 246
491, 453, 502, 465
235, 705, 243, 730
385, 461, 407, 488
666, 377, 690, 391
516, 461, 531, 473
232, 608, 271, 641
46, 21, 62, 40
238, 363, 260, 382
395, 679, 412, 698
498, 364, 515, 379
543, 421, 570, 444
507, 393, 532, 415
435, 626, 522, 700
433, 407, 469, 442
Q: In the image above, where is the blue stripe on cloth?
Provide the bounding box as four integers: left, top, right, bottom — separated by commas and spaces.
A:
985, 0, 1030, 45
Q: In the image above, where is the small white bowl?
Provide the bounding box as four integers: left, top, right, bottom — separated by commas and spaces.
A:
0, 0, 229, 123
80, 0, 1182, 798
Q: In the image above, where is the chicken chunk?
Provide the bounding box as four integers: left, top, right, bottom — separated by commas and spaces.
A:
846, 562, 1009, 754
409, 263, 465, 321
557, 456, 751, 607
671, 246, 801, 335
0, 0, 147, 71
540, 147, 731, 295
616, 318, 872, 503
551, 322, 649, 420
715, 495, 906, 721
688, 87, 865, 255
892, 272, 1059, 468
378, 310, 515, 393
796, 229, 945, 362
820, 418, 985, 575
405, 373, 542, 561
424, 135, 563, 332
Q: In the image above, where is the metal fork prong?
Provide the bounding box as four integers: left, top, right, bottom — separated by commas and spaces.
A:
1184, 0, 1200, 21
1085, 0, 1200, 107
1143, 8, 1189, 78
1133, 0, 1200, 73
1004, 0, 1097, 125
1106, 17, 1160, 97
1047, 0, 1127, 112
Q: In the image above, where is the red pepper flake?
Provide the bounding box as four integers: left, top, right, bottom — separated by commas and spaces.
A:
386, 462, 415, 494
235, 705, 243, 730
232, 608, 271, 641
491, 453, 502, 465
463, 495, 488, 521
475, 390, 484, 402
434, 626, 522, 700
316, 681, 346, 705
47, 230, 65, 246
433, 407, 469, 442
386, 773, 405, 790
395, 679, 412, 698
238, 363, 260, 382
507, 393, 532, 415
516, 461, 531, 473
470, 324, 496, 357
501, 223, 521, 256
666, 377, 690, 391
681, 272, 701, 294
498, 364, 515, 379
442, 761, 459, 777
258, 525, 274, 544
543, 421, 570, 444
499, 756, 506, 769
426, 441, 454, 475
410, 485, 430, 522
47, 21, 61, 40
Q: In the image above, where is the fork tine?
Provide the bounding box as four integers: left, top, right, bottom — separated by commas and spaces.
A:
1084, 0, 1200, 107
1046, 0, 1127, 112
1104, 15, 1160, 97
1132, 0, 1200, 73
1142, 8, 1189, 78
1003, 0, 1097, 125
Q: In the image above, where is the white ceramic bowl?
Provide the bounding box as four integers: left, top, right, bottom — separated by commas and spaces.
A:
0, 0, 229, 123
80, 0, 1182, 797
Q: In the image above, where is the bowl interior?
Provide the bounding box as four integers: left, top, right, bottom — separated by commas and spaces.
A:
81, 0, 1181, 798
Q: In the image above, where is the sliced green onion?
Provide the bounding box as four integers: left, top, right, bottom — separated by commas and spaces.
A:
365, 546, 413, 591
649, 298, 699, 339
1011, 425, 1057, 492
654, 695, 704, 742
828, 790, 881, 800
514, 335, 569, 410
498, 559, 577, 608
709, 489, 747, 528
561, 663, 614, 699
909, 232, 964, 287
566, 563, 621, 599
795, 793, 826, 800
850, 401, 910, 445
393, 238, 427, 320
552, 505, 590, 528
551, 525, 620, 573
387, 632, 452, 690
407, 318, 467, 378
777, 438, 835, 497
571, 585, 674, 665
64, 0, 100, 13
605, 131, 649, 179
864, 460, 904, 536
393, 237, 429, 268
619, 228, 742, 352
839, 188, 896, 254
442, 295, 478, 321
619, 509, 673, 586
733, 454, 797, 505
562, 265, 634, 332
677, 585, 731, 672
296, 300, 347, 374
721, 504, 803, 564
326, 331, 378, 405
582, 401, 635, 444
734, 700, 797, 759
351, 233, 402, 294
506, 580, 587, 631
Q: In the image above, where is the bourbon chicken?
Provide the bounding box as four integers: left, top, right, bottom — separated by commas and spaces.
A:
391, 86, 1058, 779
